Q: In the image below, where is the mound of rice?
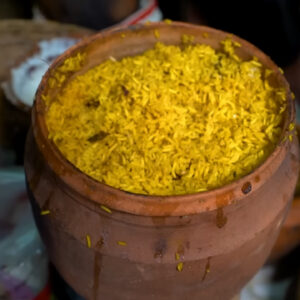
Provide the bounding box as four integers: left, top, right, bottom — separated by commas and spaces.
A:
45, 38, 287, 195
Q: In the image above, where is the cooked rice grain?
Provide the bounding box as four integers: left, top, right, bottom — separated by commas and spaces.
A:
45, 39, 286, 195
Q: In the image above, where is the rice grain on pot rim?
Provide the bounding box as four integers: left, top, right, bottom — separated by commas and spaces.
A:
45, 37, 287, 196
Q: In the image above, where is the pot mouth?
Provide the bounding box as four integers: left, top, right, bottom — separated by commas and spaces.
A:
32, 21, 295, 216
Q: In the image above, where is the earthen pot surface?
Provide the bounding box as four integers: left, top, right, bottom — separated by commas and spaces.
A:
24, 22, 299, 300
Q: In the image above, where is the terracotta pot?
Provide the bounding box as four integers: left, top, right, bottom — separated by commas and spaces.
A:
24, 22, 299, 300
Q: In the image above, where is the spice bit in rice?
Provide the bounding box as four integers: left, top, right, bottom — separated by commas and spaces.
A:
117, 241, 127, 246
164, 19, 172, 24
121, 33, 126, 38
154, 30, 160, 39
177, 262, 184, 272
88, 131, 108, 142
175, 252, 180, 260
41, 210, 50, 215
202, 32, 209, 38
45, 39, 287, 196
85, 99, 100, 108
100, 205, 112, 214
289, 134, 293, 142
86, 234, 91, 248
291, 92, 295, 100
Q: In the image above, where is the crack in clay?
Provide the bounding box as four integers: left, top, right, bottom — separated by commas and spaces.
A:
93, 251, 102, 300
42, 189, 54, 211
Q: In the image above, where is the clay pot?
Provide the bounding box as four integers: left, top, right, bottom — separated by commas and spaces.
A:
24, 22, 299, 300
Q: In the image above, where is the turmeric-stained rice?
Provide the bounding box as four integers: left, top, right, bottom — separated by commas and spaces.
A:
45, 39, 286, 195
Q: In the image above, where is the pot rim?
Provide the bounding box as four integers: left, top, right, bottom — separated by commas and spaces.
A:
31, 21, 294, 216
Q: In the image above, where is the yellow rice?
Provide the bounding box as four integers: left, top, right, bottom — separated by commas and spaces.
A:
45, 38, 287, 196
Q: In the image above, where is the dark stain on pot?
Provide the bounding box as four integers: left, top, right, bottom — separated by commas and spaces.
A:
242, 182, 252, 194
179, 215, 192, 225
42, 189, 54, 211
96, 236, 104, 249
291, 152, 298, 162
154, 239, 167, 260
201, 257, 211, 282
177, 244, 185, 258
216, 207, 227, 228
28, 161, 44, 192
254, 175, 260, 183
93, 251, 102, 300
82, 183, 92, 199
216, 190, 234, 208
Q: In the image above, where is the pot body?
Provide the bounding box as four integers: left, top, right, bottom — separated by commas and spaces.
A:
25, 128, 299, 300
24, 22, 300, 300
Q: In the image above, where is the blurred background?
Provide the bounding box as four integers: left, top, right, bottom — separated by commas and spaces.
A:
0, 0, 300, 299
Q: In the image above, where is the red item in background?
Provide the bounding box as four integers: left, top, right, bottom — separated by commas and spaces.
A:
34, 283, 51, 300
